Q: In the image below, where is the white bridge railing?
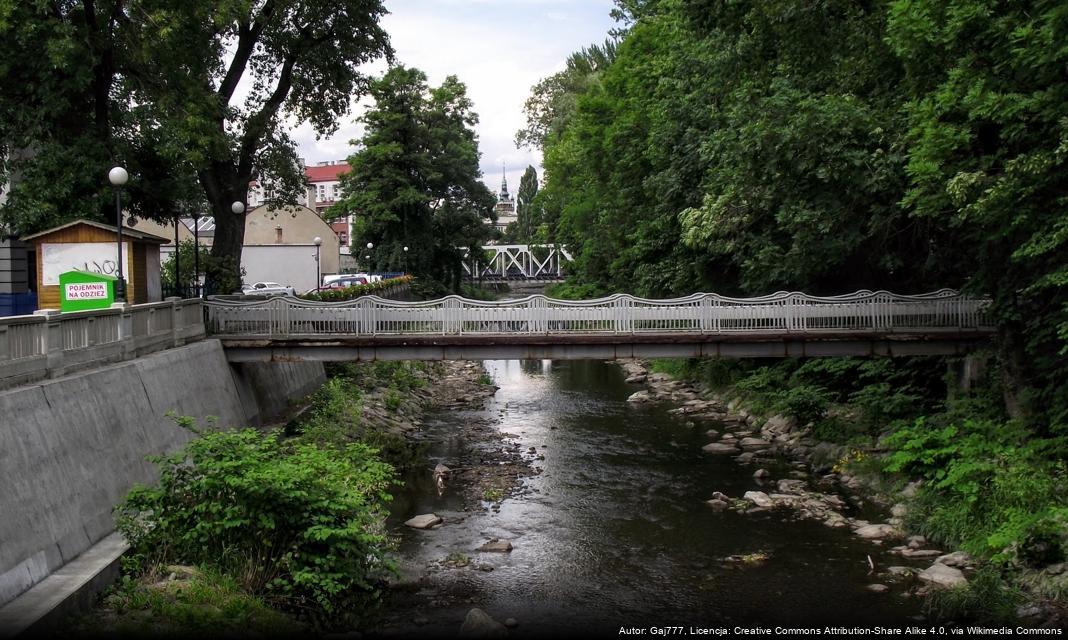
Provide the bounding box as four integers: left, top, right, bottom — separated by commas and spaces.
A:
0, 298, 206, 389
204, 289, 993, 338
462, 244, 573, 279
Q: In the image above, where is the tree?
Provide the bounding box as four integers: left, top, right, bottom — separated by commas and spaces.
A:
886, 0, 1068, 424
331, 67, 495, 292
515, 166, 539, 243
0, 1, 393, 294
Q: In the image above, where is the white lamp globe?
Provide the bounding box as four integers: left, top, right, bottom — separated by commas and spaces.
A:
231, 201, 245, 214
108, 166, 129, 186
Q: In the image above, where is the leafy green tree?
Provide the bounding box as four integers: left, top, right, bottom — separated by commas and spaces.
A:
332, 67, 495, 291
515, 165, 540, 242
886, 0, 1068, 424
0, 1, 393, 295
160, 239, 211, 294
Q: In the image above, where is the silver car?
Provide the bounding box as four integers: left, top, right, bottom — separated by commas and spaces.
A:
241, 282, 295, 296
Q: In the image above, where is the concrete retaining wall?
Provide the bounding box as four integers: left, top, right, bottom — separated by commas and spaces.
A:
0, 339, 324, 607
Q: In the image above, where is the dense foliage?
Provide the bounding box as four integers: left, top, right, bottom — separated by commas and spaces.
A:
525, 0, 1068, 426
331, 67, 496, 292
116, 418, 397, 621
0, 1, 392, 293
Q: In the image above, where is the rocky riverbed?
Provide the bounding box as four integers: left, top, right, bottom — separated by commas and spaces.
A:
619, 359, 1068, 620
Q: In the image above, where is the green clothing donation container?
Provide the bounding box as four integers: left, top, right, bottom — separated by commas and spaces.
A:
59, 270, 116, 312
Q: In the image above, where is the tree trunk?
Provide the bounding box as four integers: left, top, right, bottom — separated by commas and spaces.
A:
200, 165, 249, 295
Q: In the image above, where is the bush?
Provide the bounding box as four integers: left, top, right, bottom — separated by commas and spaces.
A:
884, 418, 1068, 560
771, 384, 831, 425
299, 275, 413, 302
116, 419, 397, 622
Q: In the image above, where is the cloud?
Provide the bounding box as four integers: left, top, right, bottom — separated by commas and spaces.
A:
288, 0, 616, 193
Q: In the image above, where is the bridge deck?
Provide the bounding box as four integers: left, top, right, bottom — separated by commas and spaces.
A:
220, 328, 993, 362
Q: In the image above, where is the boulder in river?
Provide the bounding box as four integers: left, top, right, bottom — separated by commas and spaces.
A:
702, 442, 739, 455
705, 499, 729, 511
918, 563, 967, 588
853, 524, 898, 540
866, 584, 890, 594
459, 608, 508, 638
743, 491, 774, 508
404, 514, 443, 529
739, 437, 771, 452
627, 391, 652, 404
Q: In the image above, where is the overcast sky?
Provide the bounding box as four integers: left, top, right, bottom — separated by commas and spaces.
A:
289, 0, 617, 195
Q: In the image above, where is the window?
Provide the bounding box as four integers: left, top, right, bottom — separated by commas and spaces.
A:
317, 184, 326, 200
339, 232, 348, 244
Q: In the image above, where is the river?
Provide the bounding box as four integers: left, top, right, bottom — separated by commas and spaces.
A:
375, 359, 925, 636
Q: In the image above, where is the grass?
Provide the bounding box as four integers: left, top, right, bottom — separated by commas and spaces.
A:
74, 566, 304, 637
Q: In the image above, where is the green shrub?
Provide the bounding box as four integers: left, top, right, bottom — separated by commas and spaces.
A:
848, 382, 924, 430
923, 565, 1024, 624
771, 384, 831, 425
384, 388, 402, 411
298, 275, 414, 302
884, 418, 1068, 559
116, 419, 397, 622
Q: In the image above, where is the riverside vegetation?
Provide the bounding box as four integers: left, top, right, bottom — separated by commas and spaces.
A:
67, 360, 498, 636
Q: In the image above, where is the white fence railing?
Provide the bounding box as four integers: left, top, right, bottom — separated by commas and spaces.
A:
203, 289, 993, 338
0, 298, 206, 389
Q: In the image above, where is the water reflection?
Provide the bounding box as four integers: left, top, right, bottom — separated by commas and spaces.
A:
381, 360, 921, 636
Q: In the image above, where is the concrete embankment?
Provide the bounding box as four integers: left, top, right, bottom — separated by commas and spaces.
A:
0, 339, 324, 611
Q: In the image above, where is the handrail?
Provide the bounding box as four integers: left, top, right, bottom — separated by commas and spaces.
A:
202, 289, 994, 337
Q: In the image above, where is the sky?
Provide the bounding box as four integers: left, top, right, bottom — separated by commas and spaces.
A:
288, 0, 618, 195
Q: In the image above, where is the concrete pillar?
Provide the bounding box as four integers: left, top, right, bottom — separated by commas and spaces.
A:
33, 309, 63, 376
948, 353, 990, 398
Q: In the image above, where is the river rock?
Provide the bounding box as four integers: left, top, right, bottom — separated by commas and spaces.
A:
763, 414, 797, 434
459, 608, 508, 638
743, 491, 774, 508
702, 442, 739, 455
479, 539, 513, 553
705, 429, 721, 440
891, 503, 908, 518
739, 437, 771, 452
705, 499, 729, 511
936, 551, 972, 568
627, 391, 652, 403
625, 374, 647, 384
404, 514, 443, 529
504, 618, 519, 629
854, 524, 898, 540
434, 464, 451, 476
866, 584, 890, 594
900, 549, 941, 559
907, 535, 926, 549
918, 563, 967, 588
776, 479, 807, 494
753, 468, 771, 480
886, 566, 913, 577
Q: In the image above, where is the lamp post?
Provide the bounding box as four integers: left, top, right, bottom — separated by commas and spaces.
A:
108, 166, 128, 302
313, 236, 322, 290
366, 241, 374, 274
403, 245, 409, 274
173, 214, 181, 297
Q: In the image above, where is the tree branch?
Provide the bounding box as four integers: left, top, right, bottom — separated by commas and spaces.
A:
217, 0, 278, 102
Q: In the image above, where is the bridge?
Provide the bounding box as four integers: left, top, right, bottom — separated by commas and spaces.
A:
205, 289, 993, 362
462, 244, 572, 281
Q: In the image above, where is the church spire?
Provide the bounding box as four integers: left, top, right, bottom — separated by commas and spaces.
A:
499, 163, 510, 201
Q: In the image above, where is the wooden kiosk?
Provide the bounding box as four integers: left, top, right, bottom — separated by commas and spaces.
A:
21, 220, 168, 309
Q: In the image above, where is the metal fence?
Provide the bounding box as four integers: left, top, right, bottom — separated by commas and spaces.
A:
204, 289, 993, 338
0, 298, 206, 389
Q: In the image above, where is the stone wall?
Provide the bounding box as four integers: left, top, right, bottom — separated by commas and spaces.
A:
0, 339, 324, 606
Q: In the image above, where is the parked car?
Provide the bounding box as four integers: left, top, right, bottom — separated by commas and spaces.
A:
241, 282, 294, 296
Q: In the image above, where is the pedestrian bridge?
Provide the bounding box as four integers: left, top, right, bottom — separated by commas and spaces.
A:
206, 289, 994, 362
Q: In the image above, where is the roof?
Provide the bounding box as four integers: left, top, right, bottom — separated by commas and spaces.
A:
305, 162, 351, 183
21, 219, 170, 244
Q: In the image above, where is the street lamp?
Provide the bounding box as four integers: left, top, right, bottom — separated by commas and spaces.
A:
403, 245, 409, 274
108, 166, 128, 302
366, 241, 374, 273
313, 236, 322, 290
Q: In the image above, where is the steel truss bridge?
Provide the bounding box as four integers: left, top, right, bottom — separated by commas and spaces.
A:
461, 244, 573, 281
205, 289, 994, 362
